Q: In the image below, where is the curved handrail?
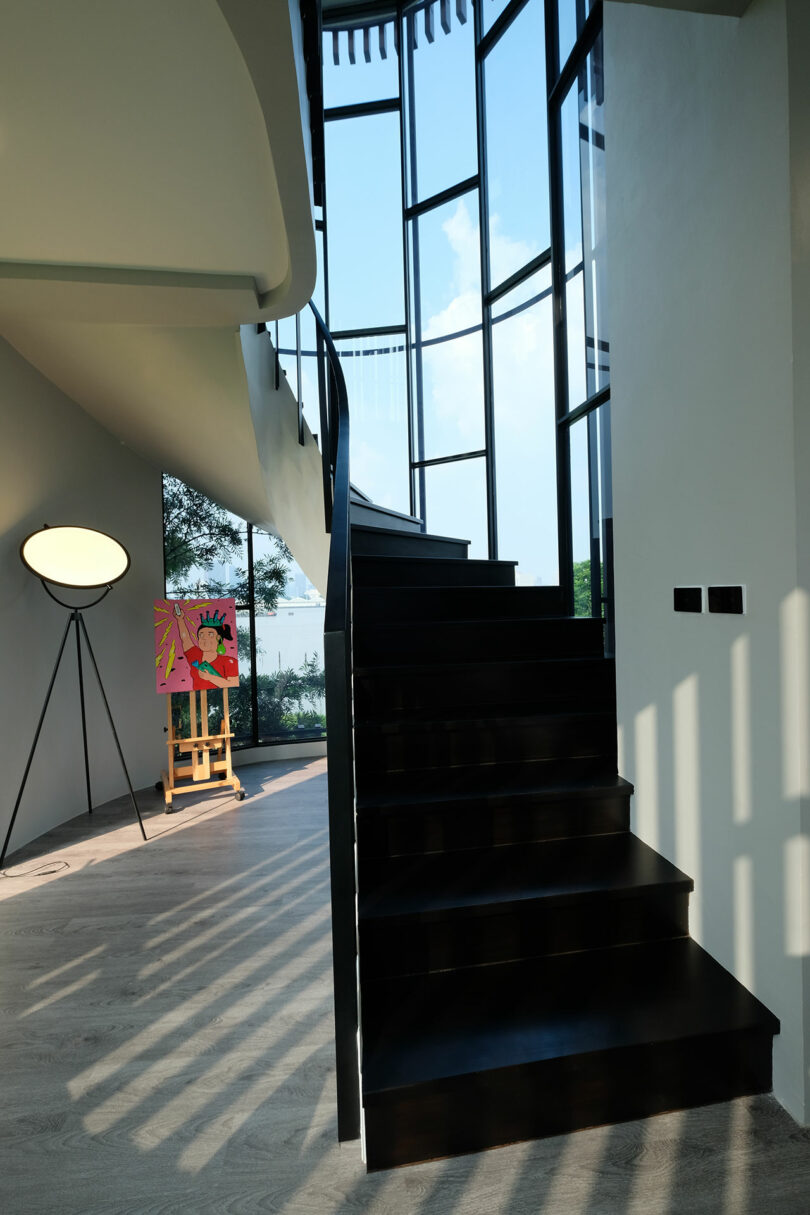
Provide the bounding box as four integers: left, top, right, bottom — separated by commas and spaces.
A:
308, 300, 360, 1143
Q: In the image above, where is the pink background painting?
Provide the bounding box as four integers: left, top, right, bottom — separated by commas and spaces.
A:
154, 598, 240, 695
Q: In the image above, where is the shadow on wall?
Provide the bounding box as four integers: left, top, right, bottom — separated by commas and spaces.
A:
618, 587, 810, 1126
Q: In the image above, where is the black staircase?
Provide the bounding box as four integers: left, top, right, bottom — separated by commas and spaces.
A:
311, 304, 779, 1171
350, 526, 779, 1171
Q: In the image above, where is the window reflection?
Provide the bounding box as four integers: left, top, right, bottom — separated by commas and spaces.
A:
561, 33, 608, 409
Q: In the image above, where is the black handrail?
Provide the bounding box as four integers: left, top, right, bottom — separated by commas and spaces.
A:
309, 300, 361, 1142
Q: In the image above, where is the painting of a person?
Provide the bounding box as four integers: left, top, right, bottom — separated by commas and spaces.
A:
173, 603, 239, 690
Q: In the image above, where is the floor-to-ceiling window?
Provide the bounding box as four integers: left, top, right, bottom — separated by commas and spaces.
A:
162, 476, 327, 749
301, 0, 610, 626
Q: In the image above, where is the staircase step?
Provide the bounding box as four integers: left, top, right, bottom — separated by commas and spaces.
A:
357, 751, 619, 802
351, 525, 469, 559
352, 556, 517, 588
356, 776, 633, 858
361, 938, 781, 1169
350, 502, 424, 533
359, 834, 692, 977
354, 656, 615, 718
353, 584, 565, 625
354, 710, 617, 777
354, 617, 604, 666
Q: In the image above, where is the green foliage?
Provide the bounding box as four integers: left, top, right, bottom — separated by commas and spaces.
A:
573, 560, 592, 617
573, 559, 606, 618
228, 658, 327, 740
162, 474, 291, 610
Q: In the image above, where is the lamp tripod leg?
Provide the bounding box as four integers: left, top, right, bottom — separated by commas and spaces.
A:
75, 613, 92, 815
1, 613, 74, 869
77, 614, 147, 842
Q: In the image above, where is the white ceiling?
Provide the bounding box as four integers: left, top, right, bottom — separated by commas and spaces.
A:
0, 0, 316, 326
0, 0, 321, 557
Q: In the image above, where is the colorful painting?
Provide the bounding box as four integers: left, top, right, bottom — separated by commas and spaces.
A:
154, 598, 240, 695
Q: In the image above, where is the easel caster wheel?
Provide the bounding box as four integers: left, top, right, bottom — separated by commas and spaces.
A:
236, 790, 245, 802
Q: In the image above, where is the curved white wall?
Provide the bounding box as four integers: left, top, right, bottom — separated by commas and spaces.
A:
0, 338, 164, 856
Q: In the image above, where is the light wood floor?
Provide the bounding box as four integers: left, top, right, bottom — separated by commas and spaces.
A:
1, 756, 809, 1214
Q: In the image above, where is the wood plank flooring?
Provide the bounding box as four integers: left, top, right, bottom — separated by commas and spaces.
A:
1, 757, 809, 1214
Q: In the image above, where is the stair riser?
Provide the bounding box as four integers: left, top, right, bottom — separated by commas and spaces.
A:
360, 889, 690, 979
357, 793, 631, 858
353, 585, 565, 625
363, 1027, 775, 1170
357, 756, 618, 798
355, 620, 605, 666
352, 558, 516, 588
352, 531, 468, 559
354, 660, 616, 719
355, 717, 617, 776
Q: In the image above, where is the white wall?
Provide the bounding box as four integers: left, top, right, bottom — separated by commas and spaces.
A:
0, 338, 165, 856
605, 0, 810, 1122
240, 325, 330, 593
786, 0, 810, 1127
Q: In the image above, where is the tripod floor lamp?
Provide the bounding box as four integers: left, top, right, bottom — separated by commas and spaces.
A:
1, 525, 147, 869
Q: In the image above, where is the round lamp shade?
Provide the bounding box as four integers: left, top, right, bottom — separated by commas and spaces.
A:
20, 526, 130, 589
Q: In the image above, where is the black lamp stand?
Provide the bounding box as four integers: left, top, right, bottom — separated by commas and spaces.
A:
1, 599, 147, 869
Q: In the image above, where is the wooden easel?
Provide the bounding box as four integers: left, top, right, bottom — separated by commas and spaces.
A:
160, 689, 243, 811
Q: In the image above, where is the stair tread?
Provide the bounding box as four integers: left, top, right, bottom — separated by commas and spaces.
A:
362, 937, 780, 1095
357, 772, 634, 812
351, 524, 468, 544
359, 833, 691, 920
353, 555, 517, 569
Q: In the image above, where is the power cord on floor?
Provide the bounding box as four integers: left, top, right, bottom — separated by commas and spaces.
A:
0, 861, 70, 878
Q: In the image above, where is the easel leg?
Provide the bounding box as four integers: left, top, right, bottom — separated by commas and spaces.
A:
1, 613, 74, 868
78, 614, 147, 842
75, 613, 93, 815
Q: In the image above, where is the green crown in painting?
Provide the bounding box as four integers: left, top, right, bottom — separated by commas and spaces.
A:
199, 610, 227, 630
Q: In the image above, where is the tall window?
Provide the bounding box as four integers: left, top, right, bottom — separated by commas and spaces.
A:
162, 476, 326, 748
318, 0, 610, 628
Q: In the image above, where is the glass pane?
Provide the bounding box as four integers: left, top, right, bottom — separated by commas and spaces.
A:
299, 308, 318, 421
491, 267, 558, 586
561, 33, 608, 408
484, 0, 549, 289
323, 24, 400, 110
276, 315, 298, 403
252, 541, 326, 743
581, 33, 609, 395
570, 415, 591, 616
325, 113, 405, 331
558, 0, 595, 73
566, 267, 586, 409
337, 335, 411, 512
229, 620, 255, 743
410, 192, 485, 460
313, 226, 326, 319
491, 265, 553, 320
481, 0, 513, 37
422, 457, 488, 558
403, 4, 477, 205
